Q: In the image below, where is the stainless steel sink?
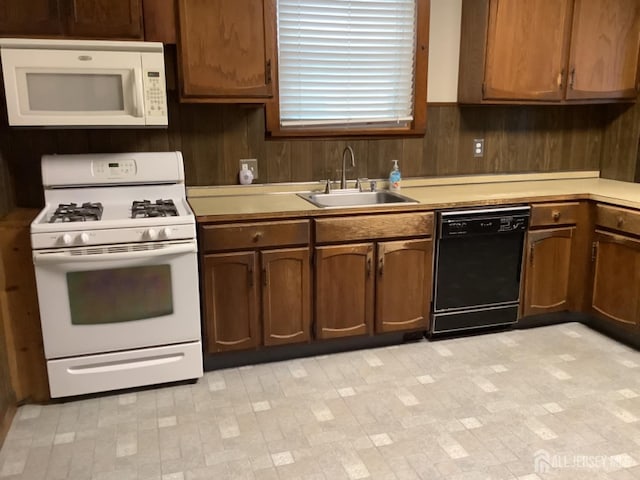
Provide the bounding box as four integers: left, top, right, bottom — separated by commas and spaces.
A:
297, 189, 418, 208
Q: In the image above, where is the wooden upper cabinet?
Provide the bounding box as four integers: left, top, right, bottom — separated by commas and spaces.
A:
567, 0, 640, 100
0, 0, 143, 38
459, 0, 640, 103
177, 0, 275, 101
0, 0, 64, 36
483, 0, 572, 101
66, 0, 143, 39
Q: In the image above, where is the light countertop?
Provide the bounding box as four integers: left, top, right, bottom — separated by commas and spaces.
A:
187, 171, 640, 221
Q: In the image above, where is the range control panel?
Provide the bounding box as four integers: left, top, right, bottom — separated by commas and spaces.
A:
92, 159, 138, 179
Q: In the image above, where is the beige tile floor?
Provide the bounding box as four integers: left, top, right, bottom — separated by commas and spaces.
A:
1, 323, 640, 479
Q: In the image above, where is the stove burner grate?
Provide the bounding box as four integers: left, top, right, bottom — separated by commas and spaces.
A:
49, 202, 103, 223
131, 199, 178, 218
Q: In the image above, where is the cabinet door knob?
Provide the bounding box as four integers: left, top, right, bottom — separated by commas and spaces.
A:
552, 211, 560, 221
253, 232, 263, 242
617, 216, 624, 227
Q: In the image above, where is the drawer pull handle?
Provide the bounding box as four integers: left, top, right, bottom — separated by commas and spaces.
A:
552, 211, 560, 221
253, 232, 263, 242
617, 216, 624, 227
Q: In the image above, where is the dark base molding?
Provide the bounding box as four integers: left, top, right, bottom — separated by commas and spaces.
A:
204, 331, 426, 371
204, 313, 640, 372
585, 316, 640, 351
515, 311, 592, 329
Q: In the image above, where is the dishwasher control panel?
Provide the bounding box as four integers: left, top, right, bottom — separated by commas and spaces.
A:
439, 206, 530, 238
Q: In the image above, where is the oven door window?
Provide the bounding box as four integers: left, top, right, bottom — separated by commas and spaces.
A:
66, 265, 173, 325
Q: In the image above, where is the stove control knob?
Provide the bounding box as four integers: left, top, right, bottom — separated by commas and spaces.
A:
161, 227, 172, 239
146, 228, 158, 240
78, 233, 90, 244
60, 234, 72, 245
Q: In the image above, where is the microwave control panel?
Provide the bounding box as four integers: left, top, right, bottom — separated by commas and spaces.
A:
141, 51, 168, 126
143, 70, 167, 118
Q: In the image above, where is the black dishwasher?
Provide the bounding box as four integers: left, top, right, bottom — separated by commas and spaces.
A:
431, 206, 530, 334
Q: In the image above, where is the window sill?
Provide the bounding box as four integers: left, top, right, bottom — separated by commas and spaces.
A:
266, 124, 426, 139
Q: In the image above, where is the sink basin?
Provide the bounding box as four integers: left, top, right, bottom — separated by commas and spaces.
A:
297, 189, 418, 208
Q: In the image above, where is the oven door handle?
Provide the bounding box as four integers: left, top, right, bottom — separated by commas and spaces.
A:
33, 243, 196, 265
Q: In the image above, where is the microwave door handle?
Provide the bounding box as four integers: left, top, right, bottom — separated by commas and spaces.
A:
33, 243, 196, 265
132, 70, 145, 118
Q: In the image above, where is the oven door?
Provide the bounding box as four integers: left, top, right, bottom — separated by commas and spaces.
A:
33, 241, 201, 359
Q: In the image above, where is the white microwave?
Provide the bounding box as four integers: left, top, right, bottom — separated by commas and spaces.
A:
0, 38, 167, 128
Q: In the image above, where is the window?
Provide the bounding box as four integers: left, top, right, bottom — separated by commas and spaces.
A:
267, 0, 428, 136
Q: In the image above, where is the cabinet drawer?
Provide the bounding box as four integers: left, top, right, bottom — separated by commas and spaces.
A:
201, 220, 310, 251
596, 204, 640, 237
315, 212, 433, 243
529, 202, 579, 227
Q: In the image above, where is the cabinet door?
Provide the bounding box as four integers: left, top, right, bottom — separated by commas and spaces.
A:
203, 252, 260, 352
483, 0, 572, 101
591, 231, 640, 328
0, 0, 64, 35
261, 248, 311, 346
315, 244, 374, 339
376, 239, 432, 333
177, 0, 275, 99
522, 227, 573, 316
567, 0, 640, 100
65, 0, 143, 38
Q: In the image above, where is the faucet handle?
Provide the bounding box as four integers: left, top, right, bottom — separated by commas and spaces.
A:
369, 180, 377, 192
323, 179, 332, 194
356, 177, 369, 192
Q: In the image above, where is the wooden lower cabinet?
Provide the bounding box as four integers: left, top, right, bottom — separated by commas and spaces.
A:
262, 248, 311, 346
315, 238, 433, 339
203, 247, 312, 352
591, 230, 640, 328
522, 227, 574, 316
203, 252, 260, 352
315, 243, 374, 339
376, 239, 432, 333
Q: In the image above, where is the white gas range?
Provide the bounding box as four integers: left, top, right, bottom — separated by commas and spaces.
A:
31, 152, 203, 398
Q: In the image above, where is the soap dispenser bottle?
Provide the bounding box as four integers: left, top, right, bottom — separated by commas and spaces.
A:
389, 159, 401, 190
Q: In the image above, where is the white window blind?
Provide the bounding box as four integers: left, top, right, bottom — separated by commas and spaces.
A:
277, 0, 417, 128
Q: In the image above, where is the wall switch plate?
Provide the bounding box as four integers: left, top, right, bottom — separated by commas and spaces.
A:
240, 159, 258, 180
473, 139, 484, 158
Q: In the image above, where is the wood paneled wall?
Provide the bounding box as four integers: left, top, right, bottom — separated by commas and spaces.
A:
0, 152, 12, 218
601, 101, 640, 182
0, 95, 621, 209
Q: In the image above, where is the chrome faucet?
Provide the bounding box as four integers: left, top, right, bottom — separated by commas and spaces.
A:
341, 146, 355, 189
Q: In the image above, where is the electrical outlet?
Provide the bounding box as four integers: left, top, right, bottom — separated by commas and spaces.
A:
239, 159, 258, 180
473, 139, 484, 158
